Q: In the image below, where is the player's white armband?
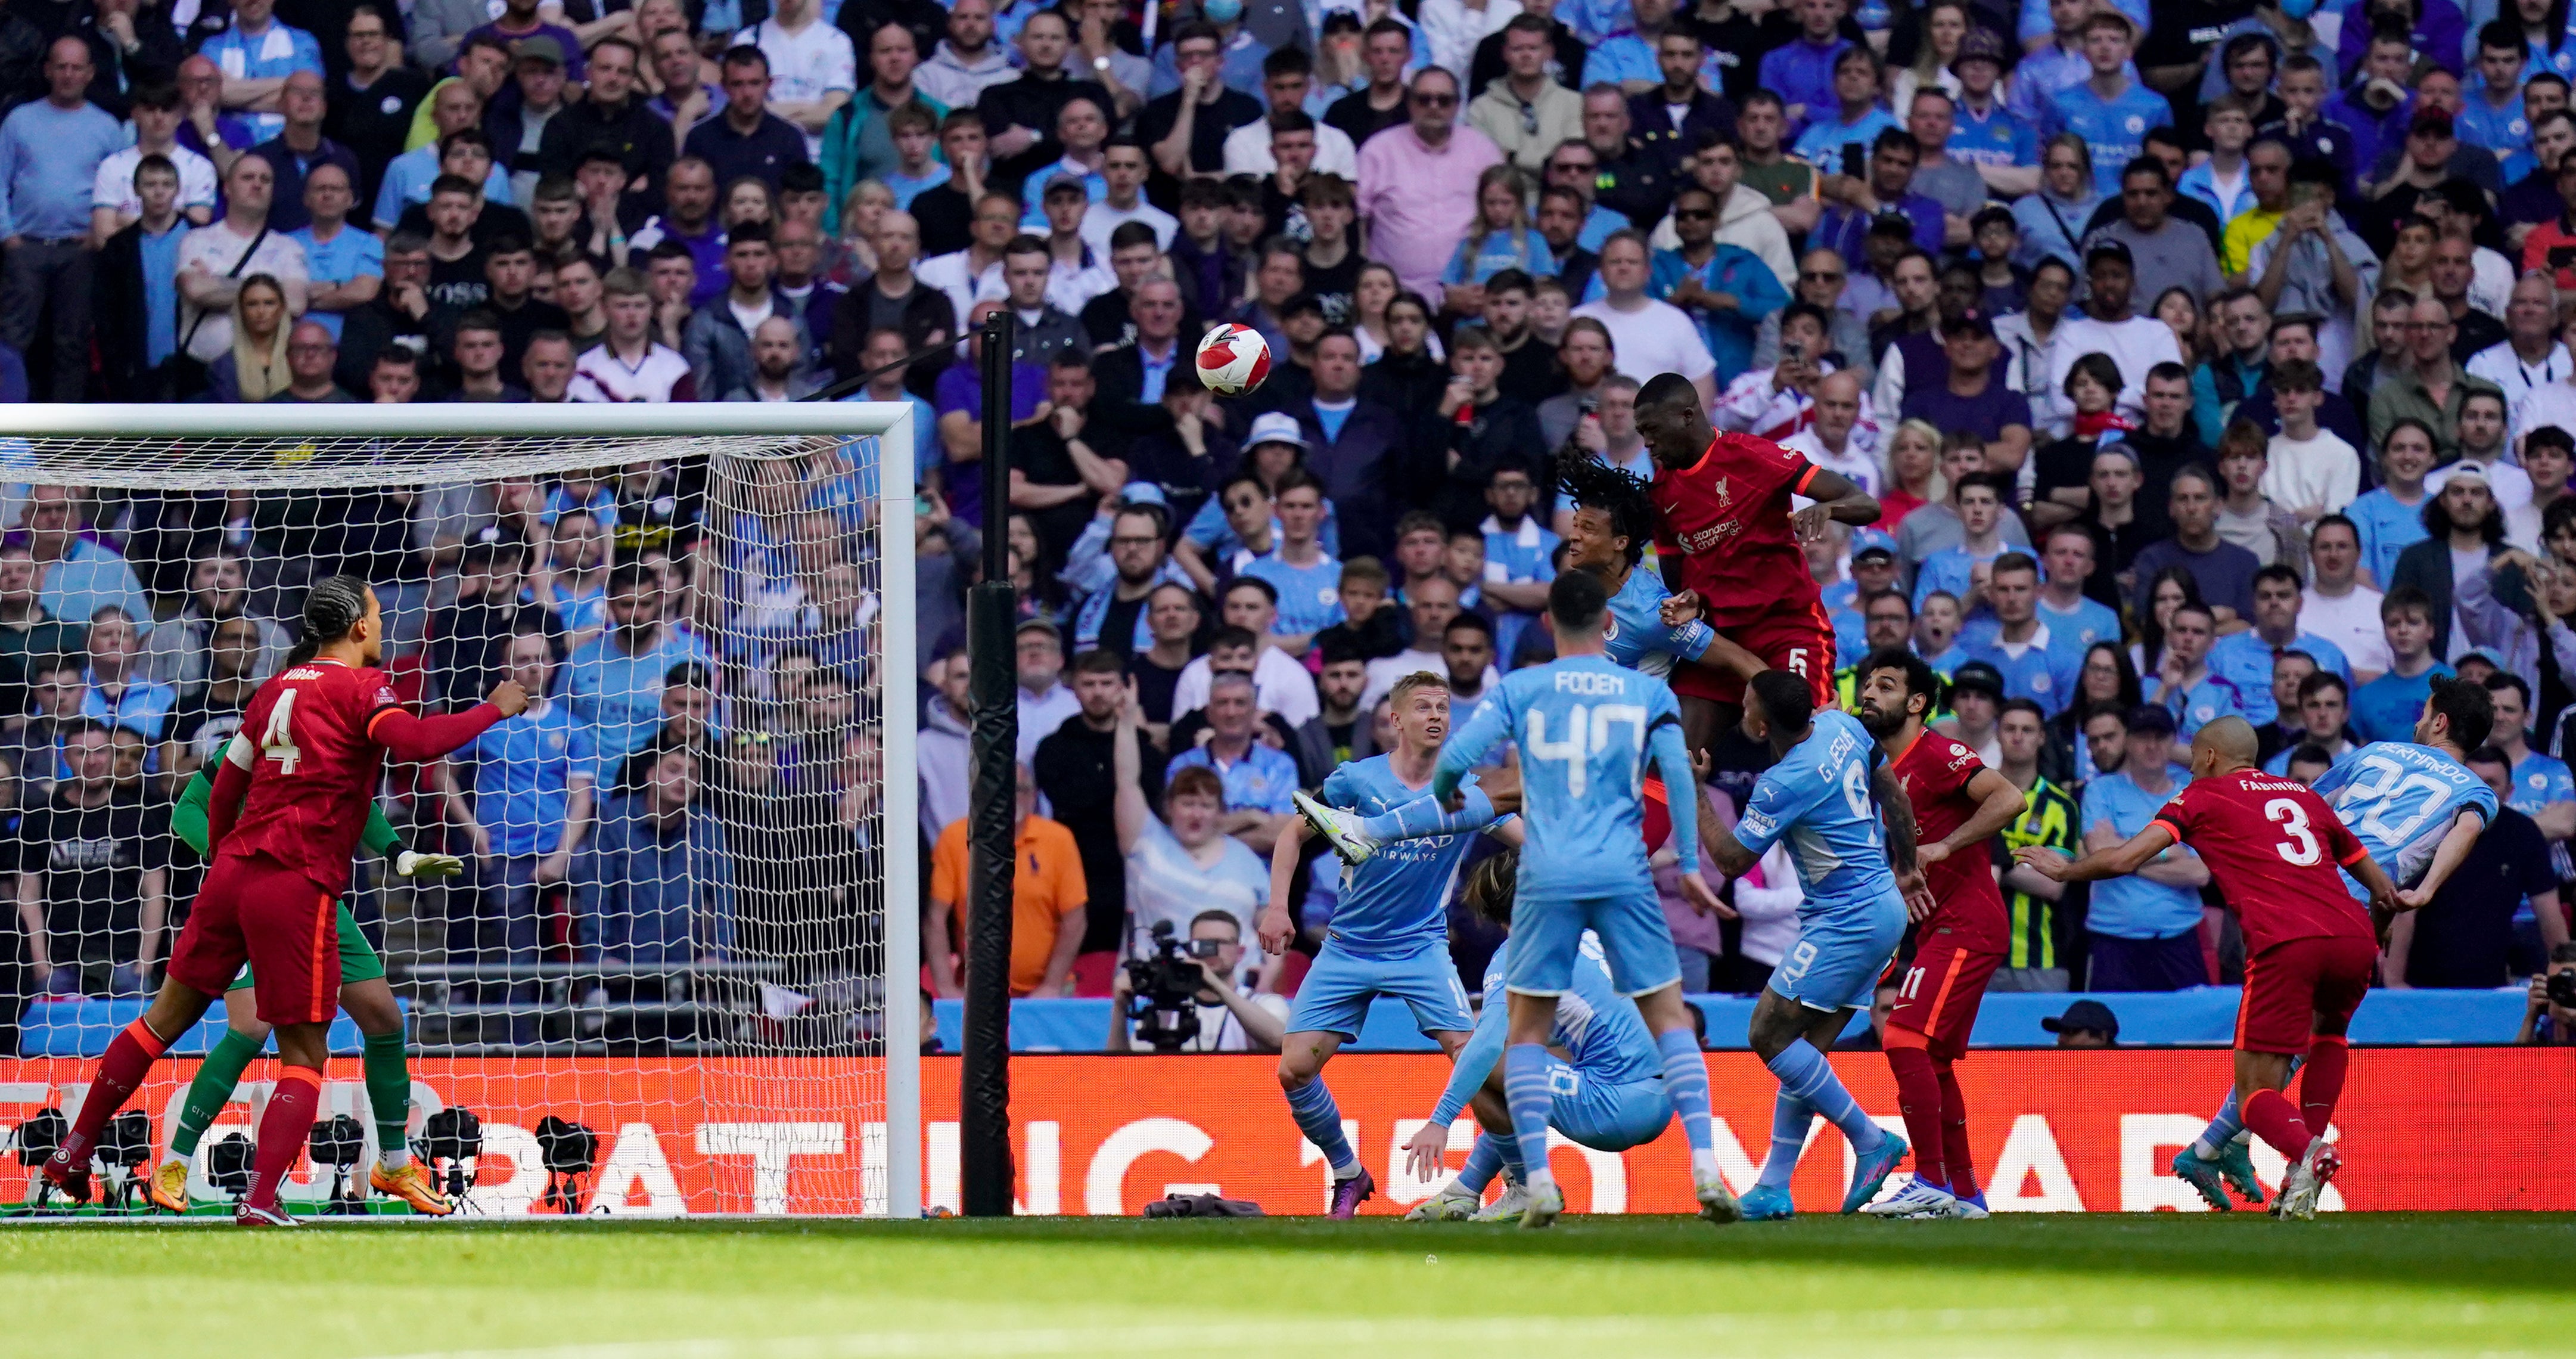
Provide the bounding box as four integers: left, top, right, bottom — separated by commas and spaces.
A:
223, 733, 255, 771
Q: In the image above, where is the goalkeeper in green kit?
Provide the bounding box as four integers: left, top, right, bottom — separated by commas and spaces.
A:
142, 752, 465, 1215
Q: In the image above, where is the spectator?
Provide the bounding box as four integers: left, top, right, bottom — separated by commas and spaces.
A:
570, 266, 695, 401
2370, 295, 2507, 458
2031, 525, 2124, 658
0, 545, 79, 717
2207, 420, 2308, 575
2519, 941, 2576, 1044
1900, 310, 2034, 468
1174, 598, 1322, 728
2049, 241, 2183, 423
320, 6, 426, 218
927, 759, 1085, 997
1575, 231, 1717, 399
2296, 514, 2391, 682
1910, 471, 2012, 615
1113, 685, 1272, 965
680, 221, 809, 401
2351, 585, 2454, 743
915, 0, 1014, 112
2128, 463, 2260, 625
248, 69, 359, 237
1012, 616, 1080, 765
1356, 66, 1502, 302
1963, 553, 2082, 718
172, 53, 253, 179
1325, 18, 1416, 150
197, 0, 322, 145
685, 45, 811, 194
424, 309, 512, 403
163, 615, 267, 778
1896, 434, 2034, 573
1291, 639, 1382, 785
0, 38, 122, 401
1994, 697, 2079, 990
575, 746, 734, 979
2393, 465, 2533, 662
91, 153, 191, 403
2076, 703, 2210, 991
2041, 998, 2118, 1047
2209, 565, 2354, 728
1465, 14, 1583, 175
915, 644, 975, 845
561, 562, 717, 771
1105, 906, 1289, 1051
2392, 744, 2564, 988
2087, 156, 2223, 313
15, 486, 148, 630
2013, 135, 2102, 274
726, 314, 822, 400
1127, 582, 1202, 739
91, 83, 216, 245
439, 627, 596, 1029
977, 10, 1114, 186
14, 721, 167, 998
175, 154, 307, 382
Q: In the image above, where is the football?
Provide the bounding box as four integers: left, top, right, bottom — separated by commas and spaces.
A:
1194, 323, 1272, 396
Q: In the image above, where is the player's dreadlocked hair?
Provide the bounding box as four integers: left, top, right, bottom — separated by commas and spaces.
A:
1463, 847, 1518, 927
285, 575, 373, 667
1556, 454, 1657, 567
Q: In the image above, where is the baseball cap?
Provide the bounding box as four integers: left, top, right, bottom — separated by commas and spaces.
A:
2457, 646, 2509, 671
1950, 660, 2005, 698
2041, 999, 2120, 1040
2438, 461, 2491, 488
512, 34, 567, 66
1117, 481, 1167, 508
1042, 171, 1091, 200
2127, 702, 2179, 736
1015, 617, 1061, 643
1850, 527, 1898, 561
1952, 28, 2008, 72
2409, 105, 2456, 139
1244, 411, 1309, 452
1940, 308, 1996, 339
2084, 238, 2134, 271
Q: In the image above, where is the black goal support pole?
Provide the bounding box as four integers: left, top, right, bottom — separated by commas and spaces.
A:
962, 308, 1019, 1217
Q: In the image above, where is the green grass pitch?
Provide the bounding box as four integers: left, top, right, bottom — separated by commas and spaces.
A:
6, 1214, 2572, 1357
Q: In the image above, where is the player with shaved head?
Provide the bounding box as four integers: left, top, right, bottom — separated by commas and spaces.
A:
2016, 713, 2404, 1220
1632, 370, 1882, 752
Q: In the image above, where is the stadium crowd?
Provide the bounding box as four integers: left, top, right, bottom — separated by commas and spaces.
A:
2, 0, 2575, 1054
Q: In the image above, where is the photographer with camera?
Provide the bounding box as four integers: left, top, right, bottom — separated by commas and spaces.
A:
1107, 911, 1288, 1053
2519, 942, 2576, 1045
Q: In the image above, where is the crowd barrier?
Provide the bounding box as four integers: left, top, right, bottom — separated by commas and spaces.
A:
4, 1050, 2566, 1215
925, 988, 2534, 1052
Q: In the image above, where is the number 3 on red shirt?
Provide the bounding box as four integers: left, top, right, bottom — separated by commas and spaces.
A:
2266, 798, 2321, 867
262, 689, 303, 776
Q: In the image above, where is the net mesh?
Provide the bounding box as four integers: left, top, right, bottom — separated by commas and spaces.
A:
0, 426, 903, 1216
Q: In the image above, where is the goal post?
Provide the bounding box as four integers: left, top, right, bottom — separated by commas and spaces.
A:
3, 402, 919, 1219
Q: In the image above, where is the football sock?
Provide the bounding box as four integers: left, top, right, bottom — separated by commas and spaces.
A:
54, 1016, 171, 1169
169, 1027, 266, 1161
1502, 1043, 1558, 1192
1494, 1125, 1527, 1185
1935, 1061, 1977, 1200
245, 1066, 324, 1213
1884, 1044, 1946, 1191
1455, 1133, 1503, 1195
1653, 1028, 1719, 1178
1284, 1078, 1357, 1176
2240, 1088, 2313, 1162
1766, 1039, 1884, 1153
2190, 1088, 2244, 1161
2300, 1035, 2350, 1134
1755, 1090, 1811, 1190
1356, 785, 1497, 843
363, 1031, 413, 1169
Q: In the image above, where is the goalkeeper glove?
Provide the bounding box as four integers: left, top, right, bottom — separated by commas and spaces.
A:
394, 851, 467, 879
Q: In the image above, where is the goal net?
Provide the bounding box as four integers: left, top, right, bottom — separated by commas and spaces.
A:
0, 404, 919, 1218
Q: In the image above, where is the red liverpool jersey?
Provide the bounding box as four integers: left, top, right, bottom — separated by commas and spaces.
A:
1650, 432, 1824, 629
2151, 768, 2375, 954
1891, 730, 2010, 951
222, 660, 405, 898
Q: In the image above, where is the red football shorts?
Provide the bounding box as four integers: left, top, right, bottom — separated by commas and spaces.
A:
1676, 602, 1838, 708
165, 852, 340, 1027
2235, 933, 2378, 1054
1885, 935, 2005, 1061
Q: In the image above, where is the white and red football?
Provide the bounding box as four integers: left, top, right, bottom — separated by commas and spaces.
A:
1193, 323, 1272, 396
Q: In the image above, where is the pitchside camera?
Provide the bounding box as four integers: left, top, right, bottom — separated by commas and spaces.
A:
424, 1106, 484, 1208
2550, 970, 2576, 1009
1123, 921, 1205, 1053
536, 1116, 599, 1216
310, 1114, 368, 1214
207, 1132, 254, 1200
